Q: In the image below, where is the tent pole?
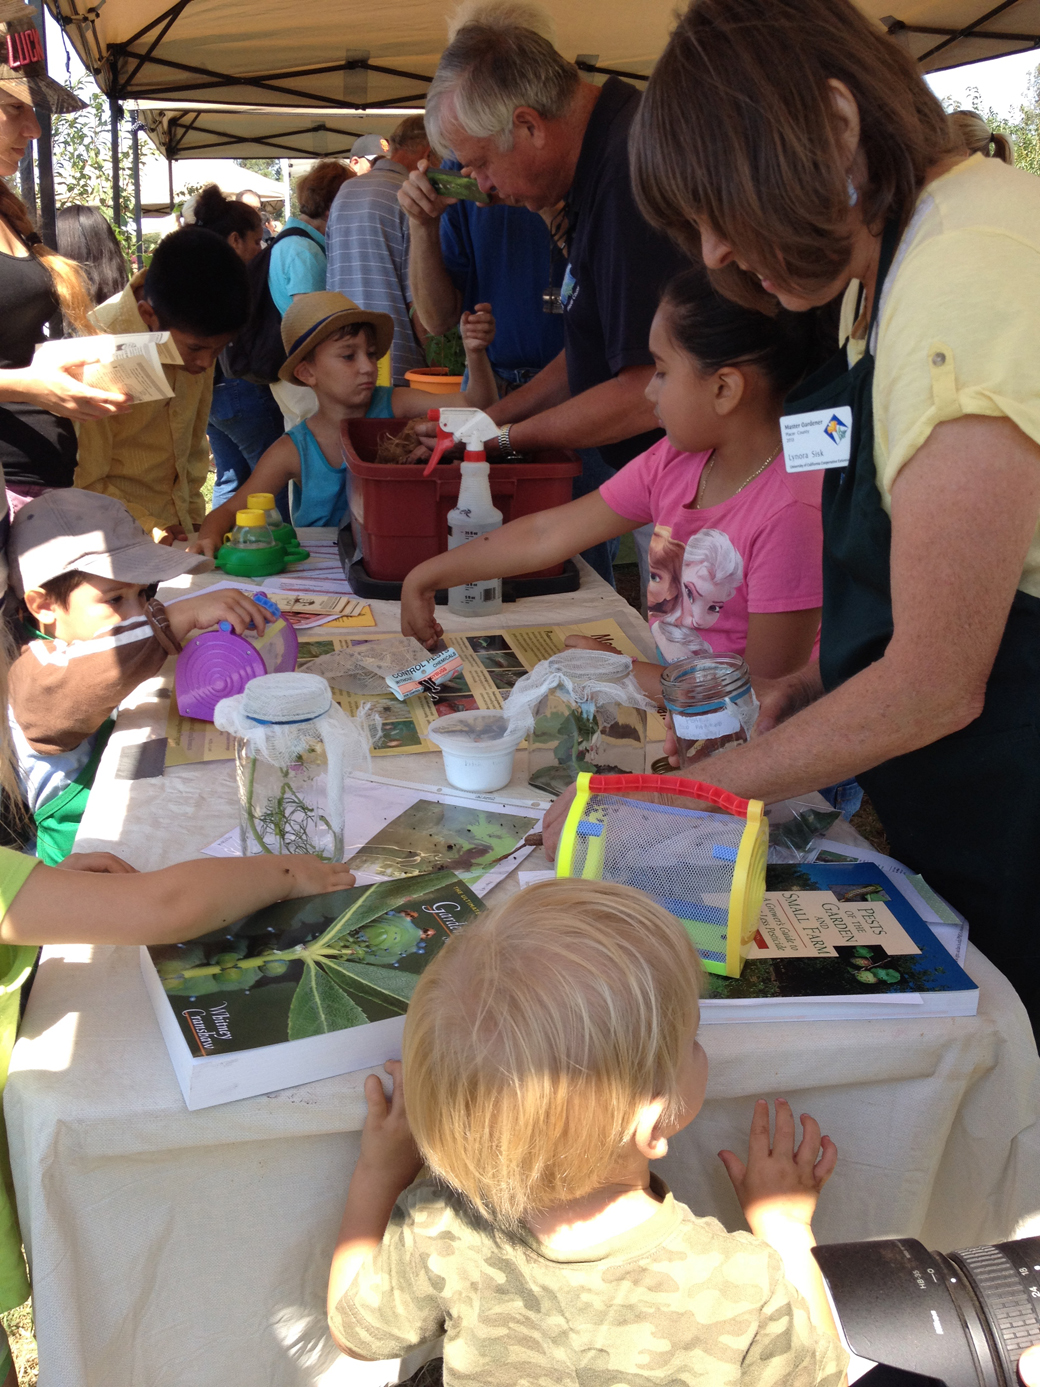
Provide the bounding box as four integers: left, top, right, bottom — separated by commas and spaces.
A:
110, 99, 121, 230
280, 156, 291, 226
34, 11, 59, 334
131, 121, 144, 268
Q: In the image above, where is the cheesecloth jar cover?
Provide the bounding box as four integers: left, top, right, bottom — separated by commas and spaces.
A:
214, 672, 372, 860
501, 649, 658, 797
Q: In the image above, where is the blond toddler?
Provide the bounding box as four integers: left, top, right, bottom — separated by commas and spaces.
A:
327, 880, 848, 1385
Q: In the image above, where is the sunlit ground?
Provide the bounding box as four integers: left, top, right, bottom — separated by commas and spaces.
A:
2, 1297, 37, 1386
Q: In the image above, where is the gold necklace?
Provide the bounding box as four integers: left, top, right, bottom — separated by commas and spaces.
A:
695, 442, 782, 508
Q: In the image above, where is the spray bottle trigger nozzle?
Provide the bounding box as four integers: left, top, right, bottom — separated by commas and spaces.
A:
423, 411, 453, 477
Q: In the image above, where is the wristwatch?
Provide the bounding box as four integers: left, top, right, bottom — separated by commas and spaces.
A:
497, 425, 522, 460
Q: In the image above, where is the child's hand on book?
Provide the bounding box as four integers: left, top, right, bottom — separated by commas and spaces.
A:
719, 1098, 836, 1239
460, 302, 495, 355
359, 1060, 423, 1189
282, 859, 356, 899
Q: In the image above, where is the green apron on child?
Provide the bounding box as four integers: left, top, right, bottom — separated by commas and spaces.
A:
783, 220, 1040, 1031
32, 717, 115, 867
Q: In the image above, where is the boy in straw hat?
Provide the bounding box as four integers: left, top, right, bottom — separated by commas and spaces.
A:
192, 290, 496, 552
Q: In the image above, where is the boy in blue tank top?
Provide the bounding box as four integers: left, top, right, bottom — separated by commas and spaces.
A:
194, 291, 497, 550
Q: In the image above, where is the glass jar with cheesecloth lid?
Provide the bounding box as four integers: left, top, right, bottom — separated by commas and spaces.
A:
213, 672, 372, 860
659, 653, 759, 770
501, 649, 659, 797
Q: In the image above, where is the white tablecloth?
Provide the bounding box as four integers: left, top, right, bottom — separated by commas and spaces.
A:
6, 534, 1040, 1387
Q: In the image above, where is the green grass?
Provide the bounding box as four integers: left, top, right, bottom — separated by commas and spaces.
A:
2, 1299, 37, 1385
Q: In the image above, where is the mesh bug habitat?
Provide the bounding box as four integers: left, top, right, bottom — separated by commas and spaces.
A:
555, 773, 768, 978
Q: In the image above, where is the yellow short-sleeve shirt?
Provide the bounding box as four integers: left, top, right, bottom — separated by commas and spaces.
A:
841, 154, 1040, 597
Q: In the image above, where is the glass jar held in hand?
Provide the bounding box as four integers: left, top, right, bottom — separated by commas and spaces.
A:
660, 653, 759, 770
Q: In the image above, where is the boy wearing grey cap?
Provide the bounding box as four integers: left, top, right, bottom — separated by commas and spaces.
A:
6, 489, 270, 863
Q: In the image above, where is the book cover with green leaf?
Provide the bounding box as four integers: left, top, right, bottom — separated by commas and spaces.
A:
140, 871, 483, 1108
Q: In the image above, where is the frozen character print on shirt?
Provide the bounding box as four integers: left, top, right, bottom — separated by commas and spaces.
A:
647, 525, 684, 621
651, 527, 745, 664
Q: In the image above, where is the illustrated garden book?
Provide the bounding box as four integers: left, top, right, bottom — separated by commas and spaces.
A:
701, 861, 978, 1022
141, 870, 482, 1110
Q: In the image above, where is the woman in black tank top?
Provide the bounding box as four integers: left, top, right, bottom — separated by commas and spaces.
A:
0, 10, 131, 521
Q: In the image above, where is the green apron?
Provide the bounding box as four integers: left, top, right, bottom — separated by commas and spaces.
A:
32, 717, 115, 867
784, 220, 1040, 1036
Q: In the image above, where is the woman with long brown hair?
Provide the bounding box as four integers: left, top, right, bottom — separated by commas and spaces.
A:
0, 3, 129, 519
550, 0, 1040, 1037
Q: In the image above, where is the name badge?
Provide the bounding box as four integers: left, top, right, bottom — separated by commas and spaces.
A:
780, 407, 853, 472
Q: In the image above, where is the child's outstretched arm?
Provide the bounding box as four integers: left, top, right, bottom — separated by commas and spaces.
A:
401, 490, 634, 648
188, 434, 301, 558
3, 854, 356, 946
562, 635, 665, 704
390, 302, 498, 416
328, 1059, 424, 1356
458, 302, 496, 409
719, 1099, 841, 1349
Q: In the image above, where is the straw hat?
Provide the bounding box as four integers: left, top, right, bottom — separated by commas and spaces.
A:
0, 3, 85, 115
279, 291, 395, 382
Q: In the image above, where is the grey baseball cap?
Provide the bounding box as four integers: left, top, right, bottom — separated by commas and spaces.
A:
8, 488, 209, 596
351, 134, 390, 160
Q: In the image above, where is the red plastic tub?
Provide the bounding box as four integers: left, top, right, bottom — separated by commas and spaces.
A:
342, 417, 582, 583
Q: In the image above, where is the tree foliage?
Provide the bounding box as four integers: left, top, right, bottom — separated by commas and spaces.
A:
236, 157, 281, 182
940, 65, 1040, 176
50, 75, 163, 252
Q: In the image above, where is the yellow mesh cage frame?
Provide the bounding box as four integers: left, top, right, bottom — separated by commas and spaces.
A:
555, 772, 767, 978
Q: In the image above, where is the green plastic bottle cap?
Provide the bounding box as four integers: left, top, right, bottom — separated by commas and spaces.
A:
236, 509, 266, 526
247, 493, 276, 511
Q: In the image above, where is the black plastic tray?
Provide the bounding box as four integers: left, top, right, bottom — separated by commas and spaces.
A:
344, 552, 581, 605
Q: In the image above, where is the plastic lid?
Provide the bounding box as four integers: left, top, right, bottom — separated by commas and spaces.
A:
248, 493, 276, 511
426, 709, 524, 754
242, 671, 332, 724
236, 509, 267, 527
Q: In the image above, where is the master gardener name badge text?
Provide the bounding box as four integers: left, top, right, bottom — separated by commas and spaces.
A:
781, 406, 853, 472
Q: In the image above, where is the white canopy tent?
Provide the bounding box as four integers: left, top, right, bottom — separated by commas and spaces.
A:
135, 152, 286, 213
133, 101, 418, 162
45, 0, 657, 110
43, 0, 1040, 114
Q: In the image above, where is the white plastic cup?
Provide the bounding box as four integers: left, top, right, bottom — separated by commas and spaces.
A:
426, 710, 524, 792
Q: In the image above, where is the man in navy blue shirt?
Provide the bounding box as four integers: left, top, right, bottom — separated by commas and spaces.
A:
401, 158, 564, 389
421, 13, 686, 581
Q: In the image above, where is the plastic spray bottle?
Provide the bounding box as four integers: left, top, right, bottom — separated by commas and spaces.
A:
424, 409, 504, 617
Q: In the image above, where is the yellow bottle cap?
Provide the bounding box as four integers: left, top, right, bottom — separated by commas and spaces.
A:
236, 509, 267, 526
248, 493, 276, 511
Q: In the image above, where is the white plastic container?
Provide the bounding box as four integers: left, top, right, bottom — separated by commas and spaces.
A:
426, 710, 524, 792
447, 457, 503, 618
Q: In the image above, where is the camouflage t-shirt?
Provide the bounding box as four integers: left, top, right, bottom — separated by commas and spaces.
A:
330, 1174, 848, 1385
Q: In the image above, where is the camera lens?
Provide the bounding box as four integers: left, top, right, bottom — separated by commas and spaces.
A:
952, 1241, 1040, 1384
813, 1237, 1040, 1386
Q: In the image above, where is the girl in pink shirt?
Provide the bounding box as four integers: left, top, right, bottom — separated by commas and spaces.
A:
401, 271, 824, 699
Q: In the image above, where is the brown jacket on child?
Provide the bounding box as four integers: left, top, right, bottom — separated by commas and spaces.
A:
9, 600, 180, 755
